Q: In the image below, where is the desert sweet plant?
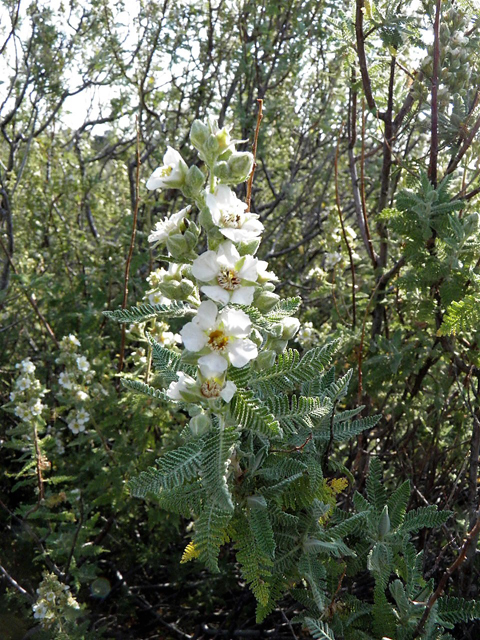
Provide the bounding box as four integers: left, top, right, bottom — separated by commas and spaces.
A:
105, 115, 480, 638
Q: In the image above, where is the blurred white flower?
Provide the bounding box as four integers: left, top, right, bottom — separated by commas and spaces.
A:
75, 390, 89, 402
148, 291, 170, 305
324, 252, 342, 270
59, 371, 73, 389
76, 356, 90, 372
67, 334, 81, 347
16, 376, 32, 391
76, 408, 90, 425
30, 400, 45, 416
68, 418, 85, 435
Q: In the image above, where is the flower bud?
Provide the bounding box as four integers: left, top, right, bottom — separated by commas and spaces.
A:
159, 278, 195, 300
281, 317, 300, 340
189, 413, 212, 437
204, 135, 221, 163
184, 165, 205, 196
255, 291, 280, 313
255, 350, 276, 370
216, 128, 231, 153
213, 161, 231, 181
378, 505, 391, 538
190, 120, 210, 150
228, 152, 254, 182
166, 233, 188, 259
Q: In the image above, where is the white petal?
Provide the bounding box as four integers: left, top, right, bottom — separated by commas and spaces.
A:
231, 287, 255, 305
201, 285, 231, 305
195, 300, 219, 329
180, 322, 208, 351
220, 381, 237, 402
198, 353, 228, 376
220, 227, 259, 243
164, 146, 183, 167
166, 380, 182, 400
217, 241, 240, 268
192, 251, 220, 282
146, 170, 168, 191
228, 338, 258, 367
220, 308, 251, 337
238, 255, 259, 282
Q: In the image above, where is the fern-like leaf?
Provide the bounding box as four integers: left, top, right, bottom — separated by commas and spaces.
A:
304, 618, 336, 640
103, 301, 194, 324
194, 501, 232, 573
229, 390, 281, 436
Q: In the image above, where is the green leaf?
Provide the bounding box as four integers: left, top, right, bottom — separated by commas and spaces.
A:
200, 424, 238, 511
229, 390, 281, 436
366, 458, 387, 513
147, 333, 196, 382
401, 505, 451, 533
387, 480, 410, 529
194, 502, 233, 573
103, 301, 194, 324
304, 618, 335, 640
121, 378, 169, 401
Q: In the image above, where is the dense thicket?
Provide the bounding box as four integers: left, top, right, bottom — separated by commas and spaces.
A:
1, 0, 480, 638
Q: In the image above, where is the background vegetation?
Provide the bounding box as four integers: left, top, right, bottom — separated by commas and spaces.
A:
1, 0, 480, 638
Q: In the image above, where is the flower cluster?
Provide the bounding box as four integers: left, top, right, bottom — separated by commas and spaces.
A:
11, 358, 47, 424
32, 572, 81, 630
144, 117, 299, 428
55, 334, 93, 435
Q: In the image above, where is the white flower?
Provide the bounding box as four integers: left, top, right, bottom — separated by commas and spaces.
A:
16, 376, 32, 391
45, 591, 56, 603
9, 391, 16, 401
146, 147, 188, 190
192, 241, 266, 305
33, 600, 48, 619
159, 331, 182, 347
76, 356, 90, 372
59, 371, 73, 389
148, 291, 170, 305
206, 185, 264, 243
17, 358, 36, 374
200, 377, 237, 402
67, 334, 81, 347
148, 206, 190, 245
14, 404, 30, 420
298, 322, 316, 344
324, 251, 342, 270
76, 408, 90, 425
166, 372, 196, 401
75, 390, 89, 402
180, 300, 258, 375
30, 400, 44, 416
68, 418, 85, 435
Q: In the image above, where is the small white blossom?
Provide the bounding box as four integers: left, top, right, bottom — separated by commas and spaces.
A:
14, 404, 30, 421
298, 322, 316, 345
76, 356, 90, 372
33, 600, 48, 619
148, 206, 191, 245
68, 418, 86, 435
67, 334, 81, 347
17, 358, 36, 374
167, 372, 197, 401
75, 390, 89, 402
16, 376, 32, 391
76, 408, 90, 425
324, 251, 342, 270
146, 147, 188, 190
206, 185, 264, 243
9, 391, 16, 401
59, 371, 74, 389
159, 331, 182, 347
30, 400, 44, 416
148, 291, 170, 305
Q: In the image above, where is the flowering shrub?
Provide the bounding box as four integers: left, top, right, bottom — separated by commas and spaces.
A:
105, 114, 480, 638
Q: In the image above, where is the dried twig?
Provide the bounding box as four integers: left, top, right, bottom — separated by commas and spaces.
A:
413, 517, 480, 638
245, 99, 263, 213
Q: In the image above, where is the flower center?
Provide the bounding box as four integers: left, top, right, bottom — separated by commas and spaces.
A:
208, 329, 229, 351
160, 165, 173, 177
220, 210, 242, 228
200, 379, 222, 398
217, 268, 241, 291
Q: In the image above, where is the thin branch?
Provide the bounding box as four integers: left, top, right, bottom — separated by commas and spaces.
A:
355, 0, 376, 113
245, 98, 263, 212
334, 126, 356, 329
0, 563, 34, 603
428, 0, 441, 187
412, 517, 480, 638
